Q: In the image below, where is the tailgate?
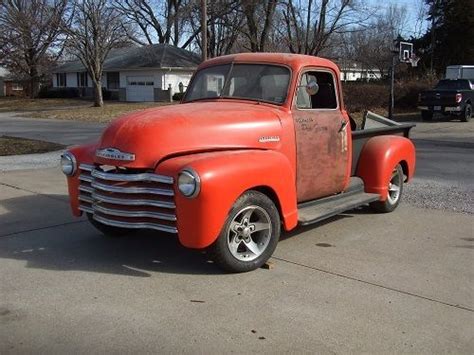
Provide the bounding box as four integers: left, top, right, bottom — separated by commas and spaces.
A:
420, 91, 458, 106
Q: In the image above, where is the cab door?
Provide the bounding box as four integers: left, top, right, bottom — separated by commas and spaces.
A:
293, 69, 350, 203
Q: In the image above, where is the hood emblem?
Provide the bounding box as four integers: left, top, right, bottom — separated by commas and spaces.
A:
259, 136, 280, 143
96, 148, 135, 161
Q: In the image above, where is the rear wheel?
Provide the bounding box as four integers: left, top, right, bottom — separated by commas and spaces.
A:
421, 110, 433, 121
87, 213, 131, 237
209, 191, 281, 273
370, 164, 404, 213
461, 103, 471, 122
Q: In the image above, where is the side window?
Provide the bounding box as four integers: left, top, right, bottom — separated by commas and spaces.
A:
296, 71, 338, 109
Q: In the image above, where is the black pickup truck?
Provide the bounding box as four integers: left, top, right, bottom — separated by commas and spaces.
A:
418, 79, 473, 122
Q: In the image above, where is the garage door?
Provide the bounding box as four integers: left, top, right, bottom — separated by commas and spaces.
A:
126, 76, 154, 102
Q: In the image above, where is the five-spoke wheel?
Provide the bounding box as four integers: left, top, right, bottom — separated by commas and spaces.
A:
210, 191, 280, 273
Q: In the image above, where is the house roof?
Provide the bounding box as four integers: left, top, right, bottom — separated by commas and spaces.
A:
54, 44, 201, 73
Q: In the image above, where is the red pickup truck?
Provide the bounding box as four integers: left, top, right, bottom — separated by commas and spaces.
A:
61, 53, 416, 272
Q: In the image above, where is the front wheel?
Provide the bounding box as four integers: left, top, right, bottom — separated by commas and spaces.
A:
209, 191, 281, 273
461, 103, 472, 122
370, 164, 404, 213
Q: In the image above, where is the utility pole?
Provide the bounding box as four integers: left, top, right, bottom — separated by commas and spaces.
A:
388, 54, 396, 120
201, 0, 207, 62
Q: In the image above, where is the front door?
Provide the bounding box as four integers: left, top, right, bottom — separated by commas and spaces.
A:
293, 69, 350, 202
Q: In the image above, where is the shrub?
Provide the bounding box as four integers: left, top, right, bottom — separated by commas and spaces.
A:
172, 92, 185, 101
343, 77, 439, 113
38, 87, 79, 98
102, 88, 112, 100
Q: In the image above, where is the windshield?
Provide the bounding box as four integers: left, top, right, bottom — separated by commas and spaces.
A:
435, 79, 472, 90
184, 64, 291, 105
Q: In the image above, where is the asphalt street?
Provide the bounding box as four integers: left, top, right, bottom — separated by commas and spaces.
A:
0, 113, 473, 353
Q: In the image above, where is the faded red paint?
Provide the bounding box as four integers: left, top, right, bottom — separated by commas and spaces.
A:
64, 53, 415, 249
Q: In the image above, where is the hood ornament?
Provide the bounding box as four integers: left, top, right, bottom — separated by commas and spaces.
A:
96, 148, 135, 161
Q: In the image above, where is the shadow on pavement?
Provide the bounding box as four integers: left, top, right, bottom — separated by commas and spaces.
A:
0, 194, 221, 277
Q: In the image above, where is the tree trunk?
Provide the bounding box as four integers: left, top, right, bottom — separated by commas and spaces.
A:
93, 80, 104, 107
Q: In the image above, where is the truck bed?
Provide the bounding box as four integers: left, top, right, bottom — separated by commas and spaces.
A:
351, 111, 415, 175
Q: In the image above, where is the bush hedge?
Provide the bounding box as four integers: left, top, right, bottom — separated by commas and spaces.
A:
342, 77, 438, 113
172, 92, 185, 101
38, 87, 79, 98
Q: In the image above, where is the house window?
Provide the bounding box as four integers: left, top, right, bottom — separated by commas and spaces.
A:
56, 73, 67, 87
107, 72, 120, 90
12, 83, 23, 91
77, 72, 88, 87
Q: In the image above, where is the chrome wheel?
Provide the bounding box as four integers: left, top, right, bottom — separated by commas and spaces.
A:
226, 205, 272, 262
387, 167, 402, 205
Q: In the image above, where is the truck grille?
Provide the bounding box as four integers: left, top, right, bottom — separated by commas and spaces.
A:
78, 164, 177, 234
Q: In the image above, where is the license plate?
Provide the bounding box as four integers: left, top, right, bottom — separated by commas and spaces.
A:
434, 106, 441, 111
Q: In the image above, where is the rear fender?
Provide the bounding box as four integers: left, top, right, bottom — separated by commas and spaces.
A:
356, 136, 415, 201
157, 150, 298, 249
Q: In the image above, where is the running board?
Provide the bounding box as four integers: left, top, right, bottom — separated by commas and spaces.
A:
298, 191, 380, 226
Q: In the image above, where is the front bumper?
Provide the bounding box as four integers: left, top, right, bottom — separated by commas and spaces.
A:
418, 106, 462, 112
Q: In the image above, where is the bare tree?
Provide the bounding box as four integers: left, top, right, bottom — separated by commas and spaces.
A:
342, 4, 408, 77
187, 0, 243, 58
114, 0, 197, 48
281, 0, 369, 55
65, 0, 129, 107
239, 0, 278, 52
0, 0, 70, 98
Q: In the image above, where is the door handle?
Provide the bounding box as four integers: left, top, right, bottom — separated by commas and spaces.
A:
338, 120, 348, 133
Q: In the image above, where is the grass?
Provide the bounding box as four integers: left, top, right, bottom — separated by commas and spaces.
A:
0, 136, 65, 156
0, 97, 89, 112
26, 101, 174, 123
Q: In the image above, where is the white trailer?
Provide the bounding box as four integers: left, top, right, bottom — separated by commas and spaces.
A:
445, 65, 474, 80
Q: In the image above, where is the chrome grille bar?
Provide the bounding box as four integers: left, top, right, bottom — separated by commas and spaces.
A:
93, 204, 176, 221
92, 169, 173, 184
93, 214, 177, 234
79, 164, 94, 172
91, 192, 175, 209
91, 181, 174, 196
79, 184, 94, 194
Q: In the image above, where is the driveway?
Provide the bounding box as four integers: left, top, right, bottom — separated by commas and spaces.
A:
0, 115, 473, 353
0, 112, 104, 146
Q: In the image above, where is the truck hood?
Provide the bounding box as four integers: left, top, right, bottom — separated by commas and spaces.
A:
95, 101, 284, 168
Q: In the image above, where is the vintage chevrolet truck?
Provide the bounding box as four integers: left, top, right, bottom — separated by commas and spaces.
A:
61, 53, 416, 272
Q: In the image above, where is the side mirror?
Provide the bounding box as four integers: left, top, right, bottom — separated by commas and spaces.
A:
305, 80, 319, 96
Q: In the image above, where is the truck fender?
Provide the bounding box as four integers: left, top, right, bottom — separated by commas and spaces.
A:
356, 136, 415, 201
65, 143, 98, 216
157, 150, 298, 249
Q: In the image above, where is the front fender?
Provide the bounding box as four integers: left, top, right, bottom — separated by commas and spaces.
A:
157, 150, 298, 249
65, 143, 98, 216
356, 136, 416, 201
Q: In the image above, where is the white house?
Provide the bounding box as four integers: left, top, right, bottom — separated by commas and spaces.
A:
337, 62, 382, 82
52, 44, 201, 102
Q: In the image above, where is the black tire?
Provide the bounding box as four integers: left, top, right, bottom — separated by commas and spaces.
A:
209, 191, 281, 273
87, 213, 131, 237
461, 103, 472, 122
370, 164, 404, 213
421, 110, 433, 121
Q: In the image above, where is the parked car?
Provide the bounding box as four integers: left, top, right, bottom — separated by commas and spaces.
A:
418, 79, 474, 122
61, 53, 416, 273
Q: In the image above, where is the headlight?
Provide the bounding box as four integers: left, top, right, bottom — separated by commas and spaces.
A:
60, 152, 77, 176
178, 169, 200, 198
